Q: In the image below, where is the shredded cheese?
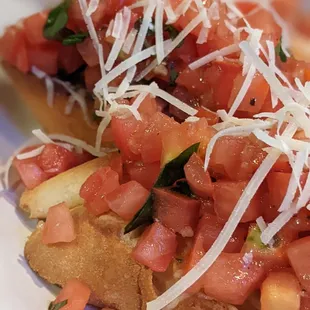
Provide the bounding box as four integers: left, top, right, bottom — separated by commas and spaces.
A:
16, 146, 45, 160
122, 28, 138, 54
155, 0, 165, 64
189, 44, 239, 70
86, 0, 99, 16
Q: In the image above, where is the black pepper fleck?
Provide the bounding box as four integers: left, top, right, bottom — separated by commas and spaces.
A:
250, 98, 256, 106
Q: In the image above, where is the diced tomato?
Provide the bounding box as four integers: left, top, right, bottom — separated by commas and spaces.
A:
169, 86, 200, 122
111, 116, 142, 161
287, 237, 310, 293
200, 61, 242, 111
23, 11, 48, 45
170, 35, 198, 64
38, 144, 77, 177
202, 213, 247, 253
271, 154, 292, 172
260, 271, 301, 310
84, 65, 101, 91
13, 156, 48, 190
154, 188, 201, 236
135, 94, 159, 119
125, 161, 160, 190
301, 292, 310, 310
162, 118, 216, 165
68, 0, 107, 31
72, 150, 94, 166
58, 45, 84, 74
184, 153, 213, 199
42, 203, 76, 245
199, 198, 216, 216
79, 166, 120, 216
109, 153, 123, 181
236, 2, 257, 14
105, 181, 149, 221
203, 253, 265, 305
132, 222, 177, 272
289, 208, 310, 233
27, 43, 59, 75
140, 112, 178, 163
53, 279, 91, 310
196, 107, 219, 126
213, 180, 264, 223
209, 136, 265, 180
242, 224, 293, 272
228, 73, 270, 115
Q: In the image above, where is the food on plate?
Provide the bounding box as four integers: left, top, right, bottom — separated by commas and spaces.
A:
1, 0, 310, 309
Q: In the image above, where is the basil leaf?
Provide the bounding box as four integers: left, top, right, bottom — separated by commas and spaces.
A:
124, 143, 199, 233
44, 0, 71, 40
275, 38, 288, 63
169, 68, 179, 86
170, 180, 194, 198
164, 25, 179, 40
62, 32, 88, 45
134, 18, 155, 37
48, 300, 68, 310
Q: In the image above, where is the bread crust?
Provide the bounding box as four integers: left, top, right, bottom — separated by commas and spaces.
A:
20, 156, 113, 219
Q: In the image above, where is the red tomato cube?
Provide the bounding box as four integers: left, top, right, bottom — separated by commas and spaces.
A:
184, 153, 213, 199
80, 166, 120, 216
27, 42, 60, 75
111, 116, 141, 161
260, 271, 301, 310
154, 188, 200, 236
202, 214, 247, 253
213, 180, 264, 223
132, 222, 177, 272
58, 45, 84, 74
105, 181, 149, 221
23, 11, 48, 45
13, 155, 48, 190
38, 144, 77, 177
125, 161, 160, 190
287, 237, 310, 293
203, 253, 265, 305
53, 279, 91, 310
42, 203, 76, 245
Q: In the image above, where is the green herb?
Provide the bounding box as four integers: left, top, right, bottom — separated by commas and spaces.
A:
62, 32, 88, 45
124, 143, 199, 233
169, 67, 179, 86
275, 38, 288, 63
246, 225, 268, 250
164, 25, 183, 48
134, 18, 155, 36
43, 0, 71, 40
48, 300, 68, 310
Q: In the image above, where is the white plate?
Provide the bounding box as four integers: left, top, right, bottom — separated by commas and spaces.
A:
0, 1, 70, 309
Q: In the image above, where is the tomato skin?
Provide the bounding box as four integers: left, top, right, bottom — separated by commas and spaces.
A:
79, 167, 120, 216
203, 253, 265, 305
125, 161, 160, 190
184, 153, 213, 199
260, 271, 301, 310
54, 279, 91, 310
42, 203, 76, 245
213, 180, 264, 223
38, 144, 77, 177
154, 188, 201, 236
58, 45, 84, 74
132, 222, 177, 272
105, 181, 149, 221
13, 157, 48, 190
202, 214, 247, 253
287, 237, 310, 293
27, 42, 60, 75
23, 11, 48, 45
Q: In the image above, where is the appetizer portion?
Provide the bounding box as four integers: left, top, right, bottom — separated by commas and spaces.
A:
1, 0, 310, 310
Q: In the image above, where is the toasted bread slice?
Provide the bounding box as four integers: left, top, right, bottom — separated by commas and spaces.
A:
25, 209, 236, 310
20, 156, 113, 219
2, 62, 97, 145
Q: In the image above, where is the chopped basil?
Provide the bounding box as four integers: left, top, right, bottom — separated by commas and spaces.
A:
48, 300, 68, 310
62, 32, 88, 45
246, 225, 268, 250
134, 18, 155, 37
43, 0, 71, 40
124, 143, 200, 233
169, 67, 179, 86
164, 25, 179, 40
275, 38, 288, 63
